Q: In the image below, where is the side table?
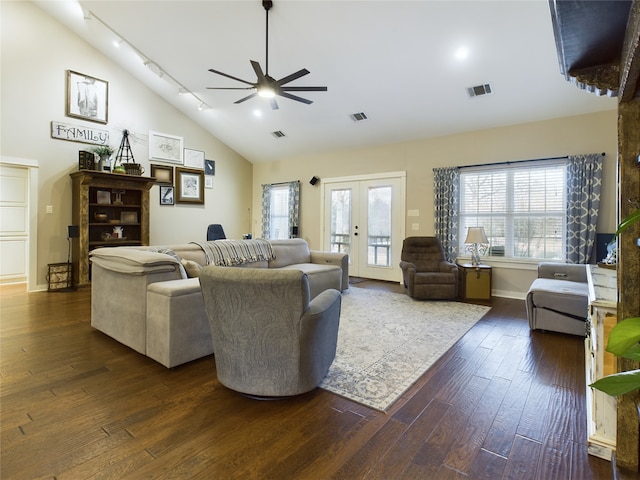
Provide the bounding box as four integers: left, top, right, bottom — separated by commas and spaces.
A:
458, 263, 492, 301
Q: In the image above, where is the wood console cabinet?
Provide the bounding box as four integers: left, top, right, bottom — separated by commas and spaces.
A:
585, 265, 617, 460
70, 170, 155, 286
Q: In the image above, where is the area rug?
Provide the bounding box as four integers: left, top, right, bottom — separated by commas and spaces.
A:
320, 288, 491, 412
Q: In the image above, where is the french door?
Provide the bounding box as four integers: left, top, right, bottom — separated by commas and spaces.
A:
322, 172, 405, 282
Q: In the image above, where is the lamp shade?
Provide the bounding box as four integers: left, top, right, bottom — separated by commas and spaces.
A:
465, 226, 488, 244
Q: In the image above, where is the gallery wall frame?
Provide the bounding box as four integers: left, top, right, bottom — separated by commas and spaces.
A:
150, 164, 174, 185
66, 70, 109, 124
159, 185, 174, 205
205, 159, 216, 176
176, 167, 204, 204
149, 131, 184, 164
184, 148, 205, 169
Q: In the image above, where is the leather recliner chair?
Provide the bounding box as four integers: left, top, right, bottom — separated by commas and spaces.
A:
399, 236, 459, 300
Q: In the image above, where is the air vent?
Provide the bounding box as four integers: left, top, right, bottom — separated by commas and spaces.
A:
271, 130, 286, 138
466, 83, 493, 98
350, 112, 368, 122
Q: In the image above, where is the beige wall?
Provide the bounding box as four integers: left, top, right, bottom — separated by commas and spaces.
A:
253, 109, 618, 297
1, 1, 253, 290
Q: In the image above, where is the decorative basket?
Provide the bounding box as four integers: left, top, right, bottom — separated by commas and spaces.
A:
124, 163, 142, 176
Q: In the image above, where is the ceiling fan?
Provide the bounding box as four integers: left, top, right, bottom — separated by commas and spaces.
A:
207, 0, 327, 110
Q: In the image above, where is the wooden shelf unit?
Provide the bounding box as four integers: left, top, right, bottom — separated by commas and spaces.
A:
585, 265, 618, 461
70, 170, 155, 286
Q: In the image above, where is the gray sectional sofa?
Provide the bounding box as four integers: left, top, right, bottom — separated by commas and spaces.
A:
89, 239, 348, 367
525, 262, 589, 336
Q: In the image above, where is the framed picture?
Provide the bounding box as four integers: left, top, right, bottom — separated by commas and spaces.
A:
120, 211, 138, 223
150, 164, 173, 185
184, 148, 205, 169
176, 167, 204, 204
159, 185, 174, 205
205, 176, 214, 189
149, 131, 184, 164
205, 159, 215, 176
96, 190, 111, 204
66, 70, 109, 124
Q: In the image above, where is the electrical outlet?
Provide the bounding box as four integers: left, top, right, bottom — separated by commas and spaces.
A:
412, 223, 419, 231
46, 205, 53, 214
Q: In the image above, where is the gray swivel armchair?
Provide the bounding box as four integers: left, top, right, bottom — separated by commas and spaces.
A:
199, 266, 342, 397
399, 236, 459, 300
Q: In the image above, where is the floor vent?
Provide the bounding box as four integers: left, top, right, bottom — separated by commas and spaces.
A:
467, 83, 493, 98
271, 130, 286, 138
351, 112, 368, 122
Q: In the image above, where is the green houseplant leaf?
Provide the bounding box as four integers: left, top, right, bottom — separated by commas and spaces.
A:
615, 208, 640, 234
606, 317, 640, 358
590, 369, 640, 397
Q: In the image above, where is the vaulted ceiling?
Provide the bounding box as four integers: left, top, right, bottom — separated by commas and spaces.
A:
35, 1, 620, 164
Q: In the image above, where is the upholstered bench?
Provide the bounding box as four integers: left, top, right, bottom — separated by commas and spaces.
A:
525, 262, 589, 336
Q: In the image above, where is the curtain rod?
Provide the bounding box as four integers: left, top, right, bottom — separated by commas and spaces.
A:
269, 180, 300, 186
433, 152, 605, 171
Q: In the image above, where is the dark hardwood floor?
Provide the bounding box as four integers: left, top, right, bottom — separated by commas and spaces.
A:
0, 280, 613, 479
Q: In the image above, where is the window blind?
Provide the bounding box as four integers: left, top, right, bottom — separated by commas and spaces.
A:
459, 161, 567, 260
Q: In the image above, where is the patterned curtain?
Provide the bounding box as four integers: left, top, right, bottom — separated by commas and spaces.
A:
261, 181, 300, 239
288, 181, 300, 237
261, 183, 271, 239
433, 167, 460, 262
566, 153, 603, 264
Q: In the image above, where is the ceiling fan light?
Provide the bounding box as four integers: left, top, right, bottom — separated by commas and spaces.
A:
258, 87, 275, 98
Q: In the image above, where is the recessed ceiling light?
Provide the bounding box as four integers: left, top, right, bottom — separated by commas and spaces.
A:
455, 46, 469, 61
253, 110, 263, 117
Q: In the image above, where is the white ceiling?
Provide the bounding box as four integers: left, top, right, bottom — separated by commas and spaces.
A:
35, 0, 616, 164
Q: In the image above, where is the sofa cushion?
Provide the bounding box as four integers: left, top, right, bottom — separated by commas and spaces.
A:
269, 239, 311, 268
277, 263, 342, 299
528, 278, 588, 319
181, 259, 203, 278
413, 271, 457, 285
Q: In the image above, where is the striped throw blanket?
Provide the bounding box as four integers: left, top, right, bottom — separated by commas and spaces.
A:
192, 239, 275, 266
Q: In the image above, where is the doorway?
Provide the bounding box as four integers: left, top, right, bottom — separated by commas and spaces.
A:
0, 158, 38, 290
322, 172, 405, 282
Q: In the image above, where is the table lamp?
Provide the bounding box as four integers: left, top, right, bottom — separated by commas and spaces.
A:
465, 226, 489, 267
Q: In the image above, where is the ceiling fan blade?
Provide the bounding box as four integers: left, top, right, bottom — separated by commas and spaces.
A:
276, 68, 310, 86
234, 92, 258, 104
270, 98, 279, 110
281, 86, 328, 92
208, 68, 255, 86
206, 87, 255, 90
278, 91, 313, 105
250, 60, 268, 84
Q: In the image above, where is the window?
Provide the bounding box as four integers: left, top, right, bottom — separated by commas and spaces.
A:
261, 181, 300, 240
268, 185, 290, 240
459, 161, 567, 261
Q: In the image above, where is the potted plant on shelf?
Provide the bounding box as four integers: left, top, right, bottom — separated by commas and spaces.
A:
91, 145, 114, 172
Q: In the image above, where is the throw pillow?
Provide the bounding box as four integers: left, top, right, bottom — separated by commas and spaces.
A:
181, 259, 203, 278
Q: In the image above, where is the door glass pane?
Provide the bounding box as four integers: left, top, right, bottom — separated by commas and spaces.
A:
330, 189, 351, 254
367, 186, 391, 266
